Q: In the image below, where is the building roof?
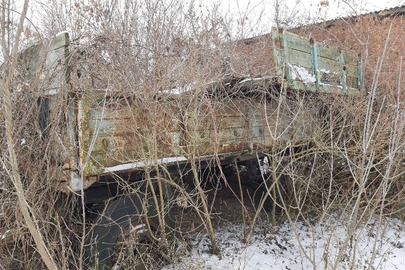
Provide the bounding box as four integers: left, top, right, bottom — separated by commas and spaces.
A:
295, 4, 405, 29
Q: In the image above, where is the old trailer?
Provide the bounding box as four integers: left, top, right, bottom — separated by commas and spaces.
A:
14, 28, 361, 268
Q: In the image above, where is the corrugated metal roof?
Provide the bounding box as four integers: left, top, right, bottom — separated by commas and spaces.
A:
292, 4, 405, 29
375, 4, 405, 17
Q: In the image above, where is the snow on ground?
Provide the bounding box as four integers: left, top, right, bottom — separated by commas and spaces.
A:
165, 215, 405, 270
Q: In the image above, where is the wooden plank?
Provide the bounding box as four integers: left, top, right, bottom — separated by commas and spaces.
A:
283, 32, 312, 53
16, 32, 69, 95
271, 29, 361, 95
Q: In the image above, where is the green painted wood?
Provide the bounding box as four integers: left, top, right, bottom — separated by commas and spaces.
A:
271, 31, 284, 77
281, 31, 291, 82
311, 40, 320, 88
271, 28, 362, 95
339, 53, 347, 93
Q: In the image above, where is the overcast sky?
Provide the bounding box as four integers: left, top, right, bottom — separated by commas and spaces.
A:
17, 0, 405, 39
205, 0, 404, 36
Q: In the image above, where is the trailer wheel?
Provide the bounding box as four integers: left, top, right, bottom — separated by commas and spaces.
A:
237, 157, 288, 212
84, 194, 173, 269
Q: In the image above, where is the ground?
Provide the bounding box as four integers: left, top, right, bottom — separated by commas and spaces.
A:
165, 185, 405, 270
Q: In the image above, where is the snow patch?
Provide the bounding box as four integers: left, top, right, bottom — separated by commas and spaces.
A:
319, 68, 330, 74
288, 64, 316, 84
165, 216, 405, 270
239, 76, 271, 84
159, 84, 193, 95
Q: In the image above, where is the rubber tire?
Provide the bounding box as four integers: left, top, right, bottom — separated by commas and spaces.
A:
84, 194, 173, 269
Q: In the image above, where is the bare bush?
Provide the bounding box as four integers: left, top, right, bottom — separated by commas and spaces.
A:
0, 1, 404, 270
